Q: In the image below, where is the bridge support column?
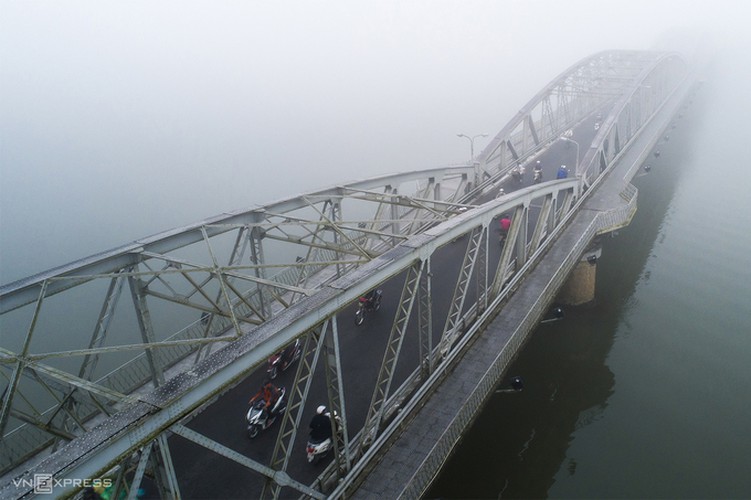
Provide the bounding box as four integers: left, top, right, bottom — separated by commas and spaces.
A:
558, 245, 602, 305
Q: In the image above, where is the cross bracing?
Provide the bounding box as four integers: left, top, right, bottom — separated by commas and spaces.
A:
0, 49, 689, 499
0, 168, 477, 472
474, 50, 686, 193
340, 56, 699, 500
1, 179, 582, 499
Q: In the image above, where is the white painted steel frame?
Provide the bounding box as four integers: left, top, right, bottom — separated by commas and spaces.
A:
1, 179, 580, 499
0, 49, 688, 498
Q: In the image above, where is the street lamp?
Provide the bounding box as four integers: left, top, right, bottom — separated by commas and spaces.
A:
559, 136, 580, 175
457, 133, 488, 161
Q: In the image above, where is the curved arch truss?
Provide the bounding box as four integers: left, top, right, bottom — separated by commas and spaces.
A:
473, 50, 688, 196
0, 49, 689, 499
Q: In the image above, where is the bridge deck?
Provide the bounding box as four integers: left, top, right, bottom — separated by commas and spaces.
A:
350, 76, 694, 499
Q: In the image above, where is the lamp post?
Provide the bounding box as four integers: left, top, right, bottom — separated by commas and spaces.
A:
559, 136, 580, 175
456, 133, 488, 161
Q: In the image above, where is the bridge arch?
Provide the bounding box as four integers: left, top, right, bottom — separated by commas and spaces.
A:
1, 48, 693, 499
474, 50, 688, 197
580, 51, 688, 187
0, 171, 581, 497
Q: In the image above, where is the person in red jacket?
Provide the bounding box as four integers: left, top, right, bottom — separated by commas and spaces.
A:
500, 215, 512, 233
499, 214, 512, 246
249, 381, 280, 414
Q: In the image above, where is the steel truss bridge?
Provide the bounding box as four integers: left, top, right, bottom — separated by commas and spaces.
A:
1, 50, 694, 499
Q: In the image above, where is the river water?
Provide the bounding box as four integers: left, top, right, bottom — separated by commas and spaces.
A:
427, 55, 751, 498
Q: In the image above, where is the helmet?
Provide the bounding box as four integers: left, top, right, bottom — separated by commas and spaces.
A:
316, 405, 327, 415
536, 160, 541, 164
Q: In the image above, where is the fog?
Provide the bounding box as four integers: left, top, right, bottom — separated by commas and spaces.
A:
1, 0, 749, 283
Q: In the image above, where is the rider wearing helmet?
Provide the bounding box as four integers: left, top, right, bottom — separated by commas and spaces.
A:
310, 405, 333, 441
533, 160, 543, 183
557, 165, 568, 179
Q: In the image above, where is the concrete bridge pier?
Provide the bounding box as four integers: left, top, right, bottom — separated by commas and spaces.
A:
558, 243, 602, 305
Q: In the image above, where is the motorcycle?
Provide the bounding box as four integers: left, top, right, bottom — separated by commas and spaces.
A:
533, 169, 542, 184
354, 290, 382, 326
306, 410, 343, 464
511, 166, 525, 184
267, 339, 301, 379
246, 387, 287, 438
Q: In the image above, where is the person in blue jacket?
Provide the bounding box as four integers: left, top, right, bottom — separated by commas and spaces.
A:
557, 165, 568, 179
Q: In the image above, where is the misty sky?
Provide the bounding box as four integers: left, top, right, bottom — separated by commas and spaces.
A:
1, 0, 750, 283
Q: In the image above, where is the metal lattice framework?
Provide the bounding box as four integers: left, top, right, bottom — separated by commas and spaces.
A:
472, 50, 686, 193
0, 49, 689, 499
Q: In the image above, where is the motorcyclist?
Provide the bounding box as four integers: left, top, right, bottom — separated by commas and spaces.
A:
499, 214, 512, 234
280, 341, 297, 366
534, 170, 542, 183
360, 289, 378, 308
249, 381, 281, 415
557, 165, 568, 179
499, 214, 512, 246
512, 165, 524, 183
309, 405, 333, 441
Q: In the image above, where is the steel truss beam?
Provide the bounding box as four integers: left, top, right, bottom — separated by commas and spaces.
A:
472, 50, 684, 200
437, 227, 484, 363
1, 49, 689, 496
171, 424, 324, 499
0, 169, 481, 474
1, 166, 477, 314
1, 281, 46, 436
360, 261, 423, 452
418, 258, 433, 379
0, 178, 600, 500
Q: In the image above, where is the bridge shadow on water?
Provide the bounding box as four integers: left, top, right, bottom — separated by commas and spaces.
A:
426, 93, 705, 499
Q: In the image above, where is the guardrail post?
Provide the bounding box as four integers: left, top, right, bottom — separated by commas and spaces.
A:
418, 258, 433, 379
